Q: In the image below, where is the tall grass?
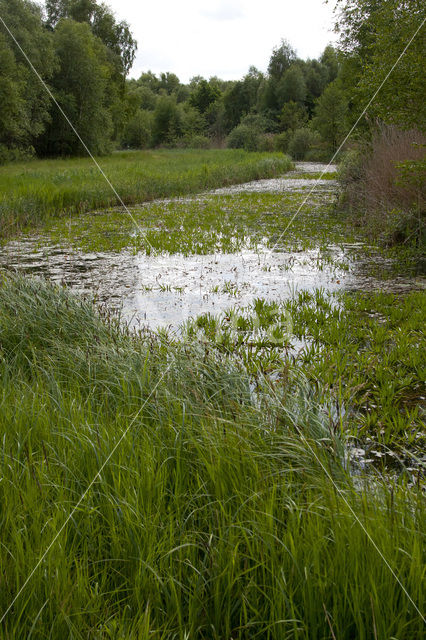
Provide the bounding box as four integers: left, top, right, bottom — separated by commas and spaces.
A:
0, 275, 424, 638
0, 149, 292, 239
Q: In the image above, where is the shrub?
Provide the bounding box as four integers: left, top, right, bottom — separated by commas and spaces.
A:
288, 128, 320, 160
180, 134, 211, 149
0, 144, 35, 165
227, 124, 262, 152
257, 133, 275, 152
338, 125, 426, 245
273, 131, 290, 153
121, 110, 153, 149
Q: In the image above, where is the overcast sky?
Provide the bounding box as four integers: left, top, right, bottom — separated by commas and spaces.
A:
104, 0, 338, 83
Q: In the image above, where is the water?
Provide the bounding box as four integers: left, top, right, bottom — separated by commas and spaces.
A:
1, 162, 424, 332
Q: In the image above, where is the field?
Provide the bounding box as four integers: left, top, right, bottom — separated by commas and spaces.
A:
0, 152, 424, 638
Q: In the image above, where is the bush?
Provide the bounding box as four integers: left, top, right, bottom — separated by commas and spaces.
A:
227, 124, 262, 152
287, 128, 320, 160
227, 114, 279, 153
121, 110, 153, 149
257, 134, 275, 152
0, 145, 35, 165
179, 135, 211, 149
338, 125, 426, 245
273, 131, 290, 153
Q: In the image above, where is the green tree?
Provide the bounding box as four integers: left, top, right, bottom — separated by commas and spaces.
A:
151, 95, 184, 146
312, 81, 348, 151
288, 127, 320, 160
279, 101, 308, 132
190, 79, 221, 114
121, 109, 152, 148
45, 0, 137, 75
277, 65, 307, 104
158, 72, 181, 96
267, 39, 296, 83
335, 0, 425, 130
0, 33, 23, 146
0, 0, 56, 148
320, 45, 339, 83
37, 19, 114, 155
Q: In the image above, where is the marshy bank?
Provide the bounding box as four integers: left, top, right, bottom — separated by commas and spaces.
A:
0, 274, 424, 638
0, 149, 292, 239
1, 160, 425, 463
0, 156, 425, 637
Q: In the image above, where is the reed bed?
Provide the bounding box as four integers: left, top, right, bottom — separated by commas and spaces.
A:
0, 150, 292, 239
0, 275, 424, 638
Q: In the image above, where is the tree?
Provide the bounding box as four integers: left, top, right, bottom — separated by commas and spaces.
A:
279, 101, 308, 132
189, 79, 221, 114
121, 110, 152, 148
334, 0, 425, 130
158, 72, 181, 96
45, 0, 137, 75
223, 81, 249, 132
276, 65, 307, 104
37, 19, 115, 155
320, 45, 339, 83
312, 81, 348, 151
267, 39, 296, 83
0, 0, 56, 148
151, 95, 184, 146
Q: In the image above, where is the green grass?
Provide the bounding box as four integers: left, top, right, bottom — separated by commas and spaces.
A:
0, 275, 424, 638
33, 190, 347, 256
0, 149, 292, 240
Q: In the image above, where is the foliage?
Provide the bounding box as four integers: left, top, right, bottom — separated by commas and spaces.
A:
335, 0, 426, 130
279, 100, 308, 132
189, 78, 221, 113
0, 3, 341, 157
267, 39, 296, 82
276, 64, 307, 104
288, 127, 320, 160
0, 0, 56, 147
151, 95, 185, 146
0, 143, 35, 165
45, 0, 137, 75
36, 19, 115, 156
227, 124, 262, 152
312, 80, 348, 151
338, 124, 426, 245
180, 134, 211, 149
121, 110, 153, 149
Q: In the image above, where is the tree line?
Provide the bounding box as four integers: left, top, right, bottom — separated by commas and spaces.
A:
0, 0, 424, 163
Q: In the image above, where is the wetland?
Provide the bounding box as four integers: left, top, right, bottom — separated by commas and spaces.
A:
0, 153, 424, 638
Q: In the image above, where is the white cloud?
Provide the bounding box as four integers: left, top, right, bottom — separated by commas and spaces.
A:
200, 1, 245, 21
104, 0, 338, 83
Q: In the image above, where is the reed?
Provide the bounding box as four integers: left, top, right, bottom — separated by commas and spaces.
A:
0, 149, 292, 239
0, 275, 424, 638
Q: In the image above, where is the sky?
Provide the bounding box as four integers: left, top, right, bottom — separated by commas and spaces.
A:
104, 0, 338, 83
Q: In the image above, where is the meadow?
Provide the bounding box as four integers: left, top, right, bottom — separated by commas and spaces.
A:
0, 149, 291, 240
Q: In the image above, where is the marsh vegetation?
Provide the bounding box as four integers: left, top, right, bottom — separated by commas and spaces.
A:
1, 155, 424, 637
0, 0, 425, 637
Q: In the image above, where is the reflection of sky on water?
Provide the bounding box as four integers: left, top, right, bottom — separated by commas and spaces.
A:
2, 241, 424, 332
